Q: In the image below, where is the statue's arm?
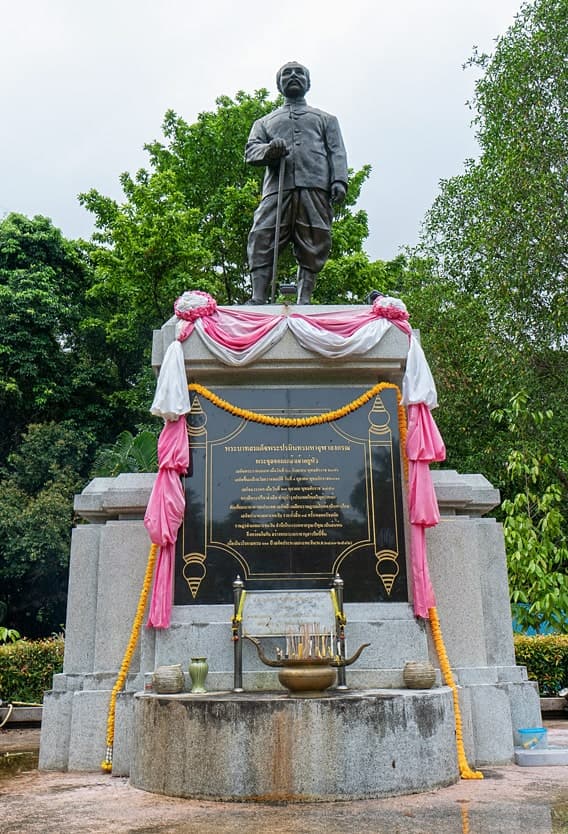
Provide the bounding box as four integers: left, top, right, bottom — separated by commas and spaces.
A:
325, 115, 349, 189
245, 119, 287, 166
245, 120, 272, 166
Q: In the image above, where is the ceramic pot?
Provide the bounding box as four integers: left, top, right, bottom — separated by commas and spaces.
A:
152, 664, 184, 694
189, 657, 209, 693
278, 661, 337, 697
403, 660, 436, 689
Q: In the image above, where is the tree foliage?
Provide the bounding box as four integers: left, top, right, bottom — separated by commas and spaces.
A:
422, 0, 567, 348
0, 422, 94, 637
0, 213, 151, 464
92, 430, 158, 477
413, 0, 567, 627
0, 214, 88, 461
415, 0, 568, 477
0, 214, 156, 635
79, 91, 276, 334
492, 392, 567, 632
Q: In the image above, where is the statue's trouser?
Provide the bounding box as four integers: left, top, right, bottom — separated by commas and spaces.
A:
247, 188, 332, 303
249, 268, 271, 304
296, 267, 317, 304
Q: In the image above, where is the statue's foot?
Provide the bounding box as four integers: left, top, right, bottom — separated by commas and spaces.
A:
245, 298, 267, 305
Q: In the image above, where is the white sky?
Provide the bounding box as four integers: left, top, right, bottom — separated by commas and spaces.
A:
0, 0, 522, 261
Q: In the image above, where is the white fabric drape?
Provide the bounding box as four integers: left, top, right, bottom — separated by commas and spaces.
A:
402, 337, 438, 408
194, 316, 289, 366
150, 340, 190, 420
287, 316, 392, 358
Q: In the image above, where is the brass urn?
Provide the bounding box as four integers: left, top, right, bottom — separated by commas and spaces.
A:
245, 635, 370, 697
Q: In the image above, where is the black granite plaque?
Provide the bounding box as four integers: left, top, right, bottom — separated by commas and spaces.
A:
174, 385, 408, 604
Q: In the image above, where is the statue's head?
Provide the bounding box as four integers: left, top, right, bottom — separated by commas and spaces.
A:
276, 61, 311, 98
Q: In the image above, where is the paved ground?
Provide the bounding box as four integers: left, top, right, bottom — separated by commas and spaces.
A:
1, 721, 567, 833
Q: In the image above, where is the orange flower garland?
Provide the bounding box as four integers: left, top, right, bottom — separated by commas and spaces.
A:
429, 606, 483, 780
101, 542, 159, 773
188, 381, 409, 478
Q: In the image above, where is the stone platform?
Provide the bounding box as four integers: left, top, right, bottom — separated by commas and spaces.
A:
130, 688, 459, 801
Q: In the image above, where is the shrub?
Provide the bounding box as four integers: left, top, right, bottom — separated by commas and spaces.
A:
514, 634, 568, 696
0, 636, 64, 703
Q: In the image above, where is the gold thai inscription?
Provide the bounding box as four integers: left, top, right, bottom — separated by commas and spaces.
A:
222, 443, 352, 549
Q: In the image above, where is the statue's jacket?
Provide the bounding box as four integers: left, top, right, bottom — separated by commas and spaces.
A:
245, 101, 348, 198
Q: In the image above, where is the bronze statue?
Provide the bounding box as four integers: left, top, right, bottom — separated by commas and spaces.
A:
245, 61, 348, 304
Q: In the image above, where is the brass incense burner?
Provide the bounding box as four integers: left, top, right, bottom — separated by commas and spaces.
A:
245, 635, 370, 697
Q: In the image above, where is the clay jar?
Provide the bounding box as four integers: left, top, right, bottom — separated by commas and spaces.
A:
152, 664, 184, 694
403, 660, 436, 689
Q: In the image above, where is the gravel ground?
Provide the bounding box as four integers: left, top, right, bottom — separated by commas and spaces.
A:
1, 721, 567, 834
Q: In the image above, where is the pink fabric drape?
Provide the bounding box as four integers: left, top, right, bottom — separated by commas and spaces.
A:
181, 305, 412, 350
145, 417, 189, 628
200, 309, 284, 349
406, 403, 446, 618
291, 309, 412, 338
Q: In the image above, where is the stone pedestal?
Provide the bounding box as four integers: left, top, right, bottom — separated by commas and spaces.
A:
40, 304, 541, 781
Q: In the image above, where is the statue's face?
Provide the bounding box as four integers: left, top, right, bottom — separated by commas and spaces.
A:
279, 64, 309, 98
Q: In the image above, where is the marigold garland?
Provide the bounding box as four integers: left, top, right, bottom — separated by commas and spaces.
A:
101, 542, 159, 773
188, 381, 408, 479
429, 606, 484, 780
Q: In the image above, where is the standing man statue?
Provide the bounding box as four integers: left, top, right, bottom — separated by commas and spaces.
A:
245, 61, 348, 304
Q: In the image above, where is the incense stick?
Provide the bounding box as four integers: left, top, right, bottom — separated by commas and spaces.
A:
284, 623, 335, 660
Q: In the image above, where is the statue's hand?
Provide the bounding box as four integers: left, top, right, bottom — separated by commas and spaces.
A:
266, 138, 288, 160
331, 182, 347, 205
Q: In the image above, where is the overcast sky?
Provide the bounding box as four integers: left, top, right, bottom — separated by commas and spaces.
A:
1, 0, 522, 261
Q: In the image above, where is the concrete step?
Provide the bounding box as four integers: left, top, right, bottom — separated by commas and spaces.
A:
540, 697, 567, 714
0, 705, 43, 725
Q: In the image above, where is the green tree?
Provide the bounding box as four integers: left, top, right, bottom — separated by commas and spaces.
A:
79, 91, 276, 336
388, 254, 526, 482
0, 214, 88, 461
0, 213, 151, 464
413, 0, 567, 626
0, 422, 94, 637
492, 393, 568, 632
0, 214, 159, 635
416, 0, 568, 477
422, 0, 567, 348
